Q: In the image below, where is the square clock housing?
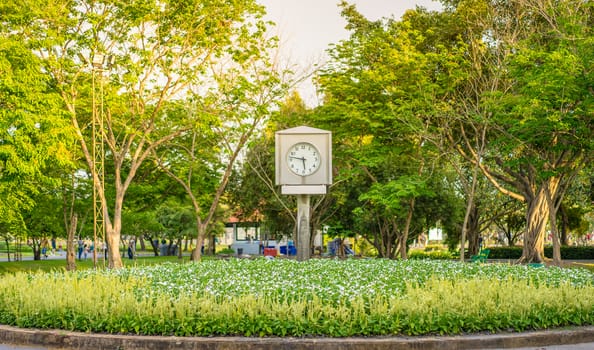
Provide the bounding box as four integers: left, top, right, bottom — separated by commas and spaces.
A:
275, 126, 332, 189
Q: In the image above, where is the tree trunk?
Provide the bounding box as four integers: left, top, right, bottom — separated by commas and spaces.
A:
66, 215, 77, 271
209, 235, 216, 255
4, 238, 10, 262
550, 210, 562, 265
467, 205, 481, 256
519, 189, 549, 263
370, 231, 384, 258
461, 164, 480, 262
380, 235, 388, 259
398, 198, 416, 259
177, 238, 183, 259
544, 182, 562, 266
106, 226, 122, 268
384, 227, 394, 259
148, 237, 159, 256
559, 203, 569, 245
191, 215, 206, 261
105, 191, 124, 268
33, 240, 41, 261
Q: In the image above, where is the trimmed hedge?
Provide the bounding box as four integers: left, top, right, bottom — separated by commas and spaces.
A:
409, 250, 454, 260
487, 246, 594, 260
487, 247, 523, 259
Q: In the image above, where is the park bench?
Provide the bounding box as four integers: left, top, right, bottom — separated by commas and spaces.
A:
470, 248, 490, 263
527, 262, 545, 268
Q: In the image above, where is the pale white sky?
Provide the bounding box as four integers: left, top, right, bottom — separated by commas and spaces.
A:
257, 0, 443, 106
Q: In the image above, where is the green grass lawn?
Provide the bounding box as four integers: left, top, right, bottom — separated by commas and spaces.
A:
0, 254, 189, 274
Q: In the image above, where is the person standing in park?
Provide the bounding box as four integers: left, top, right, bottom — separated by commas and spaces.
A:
50, 238, 56, 255
77, 238, 84, 260
41, 238, 49, 259
127, 238, 135, 259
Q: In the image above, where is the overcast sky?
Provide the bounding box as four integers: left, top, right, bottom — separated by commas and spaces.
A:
257, 0, 443, 105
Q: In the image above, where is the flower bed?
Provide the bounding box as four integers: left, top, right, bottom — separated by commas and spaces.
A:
0, 259, 593, 337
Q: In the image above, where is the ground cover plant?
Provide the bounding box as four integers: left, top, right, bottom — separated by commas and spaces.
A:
0, 259, 593, 337
0, 255, 188, 274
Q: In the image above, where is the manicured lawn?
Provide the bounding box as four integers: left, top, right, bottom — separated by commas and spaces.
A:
0, 254, 188, 274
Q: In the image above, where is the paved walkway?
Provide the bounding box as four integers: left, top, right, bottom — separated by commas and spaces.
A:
2, 325, 594, 350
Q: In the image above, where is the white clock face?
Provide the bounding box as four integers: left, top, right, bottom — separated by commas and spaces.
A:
287, 142, 321, 176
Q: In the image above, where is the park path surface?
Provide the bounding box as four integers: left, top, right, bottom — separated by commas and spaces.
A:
2, 325, 594, 350
2, 340, 594, 350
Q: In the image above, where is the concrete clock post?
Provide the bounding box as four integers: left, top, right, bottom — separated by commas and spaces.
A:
275, 126, 332, 261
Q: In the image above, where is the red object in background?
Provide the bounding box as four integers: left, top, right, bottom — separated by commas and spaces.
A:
263, 248, 277, 257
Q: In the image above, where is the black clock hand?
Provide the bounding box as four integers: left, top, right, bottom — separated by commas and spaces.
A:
289, 156, 305, 161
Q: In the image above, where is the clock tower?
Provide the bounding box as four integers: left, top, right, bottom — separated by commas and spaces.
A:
275, 126, 332, 194
275, 126, 332, 261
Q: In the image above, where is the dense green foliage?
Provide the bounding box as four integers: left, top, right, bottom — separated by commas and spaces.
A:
0, 0, 592, 270
1, 259, 593, 337
312, 0, 594, 263
488, 246, 594, 260
0, 0, 288, 266
0, 37, 75, 250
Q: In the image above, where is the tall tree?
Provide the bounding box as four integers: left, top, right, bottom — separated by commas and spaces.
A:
0, 38, 74, 256
153, 41, 289, 261
1, 0, 282, 268
443, 0, 594, 263
315, 2, 452, 259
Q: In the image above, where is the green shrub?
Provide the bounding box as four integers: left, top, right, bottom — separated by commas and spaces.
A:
0, 242, 33, 254
1, 259, 593, 337
408, 250, 429, 259
544, 246, 594, 260
409, 250, 453, 260
217, 247, 235, 255
424, 244, 443, 252
428, 250, 454, 260
488, 246, 523, 259
488, 246, 594, 260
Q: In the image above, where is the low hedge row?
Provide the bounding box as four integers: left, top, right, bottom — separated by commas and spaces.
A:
486, 246, 594, 260
409, 250, 454, 260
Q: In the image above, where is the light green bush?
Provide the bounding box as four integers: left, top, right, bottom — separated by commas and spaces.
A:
409, 250, 453, 260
